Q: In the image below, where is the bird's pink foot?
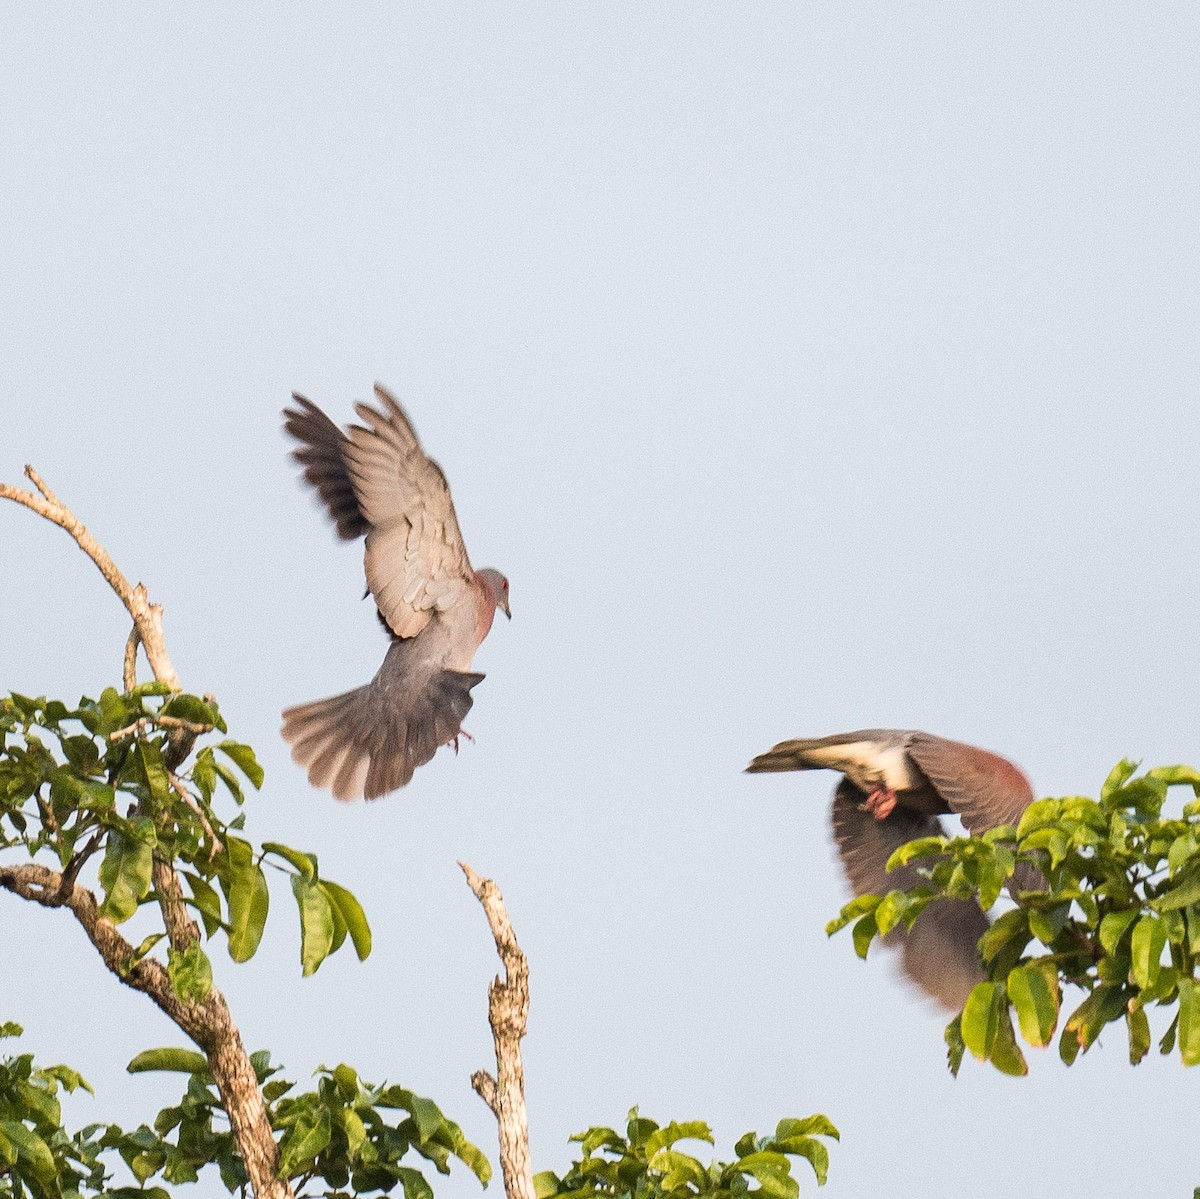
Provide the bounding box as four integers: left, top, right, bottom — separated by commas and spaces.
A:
860, 786, 898, 820
450, 728, 476, 755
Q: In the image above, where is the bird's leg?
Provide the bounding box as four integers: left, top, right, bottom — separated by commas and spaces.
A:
450, 727, 476, 754
860, 786, 898, 820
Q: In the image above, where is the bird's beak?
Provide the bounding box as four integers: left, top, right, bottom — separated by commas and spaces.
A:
501, 599, 512, 620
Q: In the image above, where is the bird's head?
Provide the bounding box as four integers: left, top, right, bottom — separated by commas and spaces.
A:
478, 568, 511, 619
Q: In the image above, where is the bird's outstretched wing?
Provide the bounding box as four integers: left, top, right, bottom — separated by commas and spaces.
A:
285, 385, 477, 640
285, 396, 371, 541
831, 779, 987, 1011
345, 385, 475, 639
904, 732, 1035, 835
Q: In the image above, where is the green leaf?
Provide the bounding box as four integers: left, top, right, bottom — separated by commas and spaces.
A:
1027, 904, 1069, 947
128, 1048, 210, 1074
1147, 764, 1200, 795
128, 932, 166, 970
1131, 916, 1167, 991
649, 1147, 708, 1189
216, 741, 264, 788
774, 1115, 838, 1141
160, 693, 221, 728
850, 910, 879, 959
1152, 868, 1200, 912
1177, 978, 1200, 1066
1015, 797, 1064, 837
97, 687, 133, 736
192, 747, 216, 802
644, 1120, 712, 1155
873, 890, 910, 937
979, 909, 1029, 963
277, 1104, 332, 1177
395, 1165, 436, 1199
339, 1106, 367, 1157
220, 840, 270, 962
98, 823, 156, 923
1169, 831, 1198, 875
0, 1121, 56, 1182
775, 1137, 831, 1186
533, 1171, 562, 1198
1101, 759, 1140, 802
212, 760, 244, 804
884, 836, 948, 870
183, 871, 224, 938
292, 876, 334, 976
988, 1003, 1029, 1077
136, 738, 171, 805
129, 680, 173, 698
961, 982, 998, 1060
1127, 1002, 1151, 1065
1007, 961, 1060, 1048
1160, 1012, 1179, 1057
824, 893, 880, 936
1019, 827, 1069, 869
262, 841, 318, 883
1099, 909, 1140, 956
409, 1094, 445, 1142
167, 944, 213, 1003
1062, 985, 1124, 1058
736, 1153, 800, 1199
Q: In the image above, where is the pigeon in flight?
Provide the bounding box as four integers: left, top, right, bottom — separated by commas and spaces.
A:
746, 729, 1036, 1011
281, 385, 510, 800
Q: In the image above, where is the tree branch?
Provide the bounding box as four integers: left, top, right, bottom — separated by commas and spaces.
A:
1, 467, 182, 691
460, 862, 535, 1199
0, 469, 290, 1199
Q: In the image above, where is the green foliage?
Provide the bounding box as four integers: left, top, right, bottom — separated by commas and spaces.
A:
0, 1021, 167, 1199
535, 1110, 839, 1199
118, 1051, 490, 1197
0, 1026, 490, 1198
0, 690, 369, 978
2, 691, 837, 1198
828, 760, 1200, 1075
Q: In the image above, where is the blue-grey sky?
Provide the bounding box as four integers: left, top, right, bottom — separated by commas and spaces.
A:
3, 5, 1199, 1197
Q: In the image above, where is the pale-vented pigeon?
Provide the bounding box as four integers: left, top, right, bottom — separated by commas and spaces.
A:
745, 730, 1036, 1011
281, 385, 510, 801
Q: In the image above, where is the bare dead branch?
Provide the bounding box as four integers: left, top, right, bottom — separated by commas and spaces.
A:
460, 861, 535, 1199
0, 466, 181, 690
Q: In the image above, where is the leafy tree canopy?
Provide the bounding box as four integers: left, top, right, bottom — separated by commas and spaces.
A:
829, 759, 1200, 1076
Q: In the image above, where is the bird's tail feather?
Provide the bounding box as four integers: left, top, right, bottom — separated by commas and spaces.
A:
744, 739, 833, 773
282, 669, 484, 801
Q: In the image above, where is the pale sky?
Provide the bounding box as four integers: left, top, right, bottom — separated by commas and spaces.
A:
3, 5, 1200, 1197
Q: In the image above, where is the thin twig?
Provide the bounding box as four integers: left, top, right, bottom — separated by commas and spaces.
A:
171, 774, 223, 859
460, 862, 535, 1199
109, 714, 214, 743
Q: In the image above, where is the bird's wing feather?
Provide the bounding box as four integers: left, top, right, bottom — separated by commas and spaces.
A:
831, 779, 987, 1011
905, 732, 1034, 834
343, 385, 475, 639
284, 395, 371, 540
